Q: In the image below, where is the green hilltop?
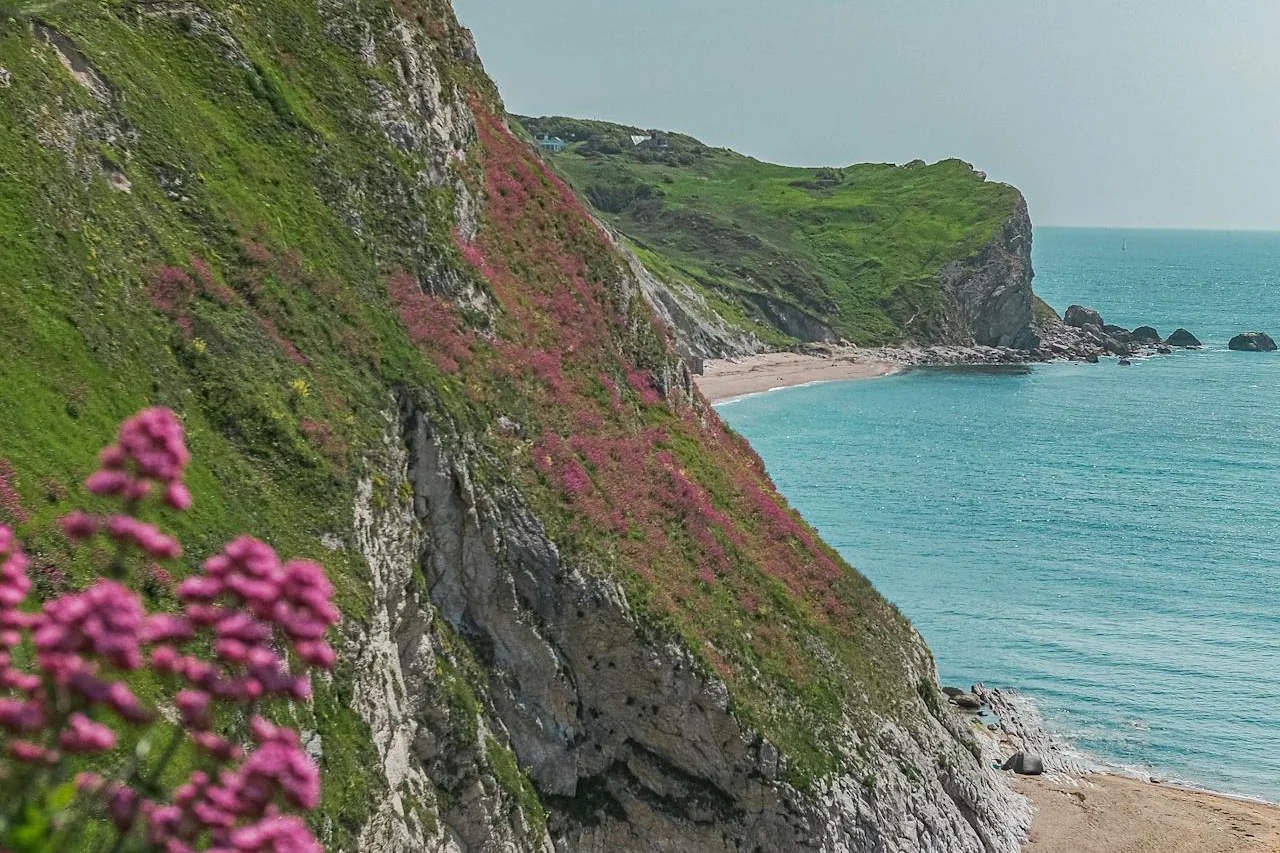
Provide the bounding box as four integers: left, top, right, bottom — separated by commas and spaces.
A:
518, 115, 1025, 348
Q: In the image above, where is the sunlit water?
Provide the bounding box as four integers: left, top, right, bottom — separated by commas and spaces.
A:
717, 228, 1280, 799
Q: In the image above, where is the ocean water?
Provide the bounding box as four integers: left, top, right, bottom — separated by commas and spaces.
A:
717, 227, 1280, 800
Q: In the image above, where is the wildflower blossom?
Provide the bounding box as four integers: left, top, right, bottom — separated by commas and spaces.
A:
59, 712, 117, 753
0, 408, 335, 853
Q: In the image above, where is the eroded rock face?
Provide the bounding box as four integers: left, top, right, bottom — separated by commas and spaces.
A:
391, 396, 1030, 853
1228, 332, 1277, 352
938, 193, 1040, 351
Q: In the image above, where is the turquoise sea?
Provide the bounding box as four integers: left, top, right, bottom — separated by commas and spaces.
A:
717, 227, 1280, 800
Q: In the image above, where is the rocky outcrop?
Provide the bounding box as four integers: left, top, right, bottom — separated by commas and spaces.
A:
1064, 305, 1104, 329
352, 412, 551, 853
612, 233, 769, 359
1166, 328, 1202, 348
1132, 326, 1162, 343
396, 397, 1030, 853
938, 193, 1040, 350
1229, 332, 1277, 352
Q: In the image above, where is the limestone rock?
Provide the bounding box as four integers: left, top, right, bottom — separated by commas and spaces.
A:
1000, 752, 1044, 776
938, 193, 1041, 351
1131, 326, 1162, 343
1165, 328, 1202, 348
1228, 331, 1277, 352
1064, 305, 1104, 329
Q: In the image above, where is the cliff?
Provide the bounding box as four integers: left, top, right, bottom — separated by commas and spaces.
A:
518, 116, 1040, 357
0, 1, 1026, 850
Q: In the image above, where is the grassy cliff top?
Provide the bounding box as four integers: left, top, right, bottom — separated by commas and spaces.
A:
518, 115, 1023, 347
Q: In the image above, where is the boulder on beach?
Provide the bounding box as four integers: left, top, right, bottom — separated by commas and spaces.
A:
1165, 328, 1202, 348
1228, 331, 1277, 352
1065, 305, 1104, 329
1000, 752, 1045, 776
1131, 325, 1162, 343
952, 693, 982, 710
941, 686, 965, 698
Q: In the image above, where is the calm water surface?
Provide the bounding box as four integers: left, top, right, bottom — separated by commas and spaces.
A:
717, 227, 1280, 799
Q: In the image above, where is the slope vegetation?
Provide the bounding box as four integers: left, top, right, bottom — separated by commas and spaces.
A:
519, 115, 1029, 351
0, 1, 1023, 850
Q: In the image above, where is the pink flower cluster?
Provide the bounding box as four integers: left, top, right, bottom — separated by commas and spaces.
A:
81, 716, 322, 852
0, 408, 338, 853
85, 407, 192, 510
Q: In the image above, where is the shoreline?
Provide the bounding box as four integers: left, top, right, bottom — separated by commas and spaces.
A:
967, 685, 1280, 852
694, 348, 903, 403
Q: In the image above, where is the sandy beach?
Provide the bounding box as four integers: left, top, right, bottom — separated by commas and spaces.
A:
1016, 773, 1280, 852
694, 349, 901, 402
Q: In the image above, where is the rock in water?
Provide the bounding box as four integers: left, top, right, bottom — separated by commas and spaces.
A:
1118, 358, 1132, 366
952, 693, 982, 710
1131, 325, 1162, 343
1000, 752, 1045, 775
941, 686, 965, 698
1064, 305, 1104, 329
1157, 345, 1173, 354
1165, 328, 1202, 348
1103, 324, 1133, 342
1228, 331, 1277, 352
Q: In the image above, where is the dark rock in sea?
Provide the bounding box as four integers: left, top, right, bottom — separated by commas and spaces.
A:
1000, 752, 1044, 776
1084, 353, 1099, 363
1118, 358, 1132, 366
1156, 345, 1172, 355
941, 686, 965, 698
1103, 324, 1133, 342
1228, 331, 1277, 352
1065, 305, 1104, 329
1165, 328, 1202, 348
952, 693, 982, 710
1131, 325, 1162, 343
1101, 336, 1131, 356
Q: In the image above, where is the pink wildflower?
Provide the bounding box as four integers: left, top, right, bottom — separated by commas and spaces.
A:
35, 580, 146, 670
222, 815, 322, 853
60, 511, 100, 541
60, 712, 117, 753
106, 515, 182, 560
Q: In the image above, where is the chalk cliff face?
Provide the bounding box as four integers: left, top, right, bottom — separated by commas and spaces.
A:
937, 193, 1040, 351
0, 0, 1029, 850
629, 187, 1041, 359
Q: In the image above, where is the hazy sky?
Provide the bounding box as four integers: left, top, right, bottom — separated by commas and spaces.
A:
452, 1, 1280, 230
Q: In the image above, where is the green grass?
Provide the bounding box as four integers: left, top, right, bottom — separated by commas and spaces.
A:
519, 115, 1021, 346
